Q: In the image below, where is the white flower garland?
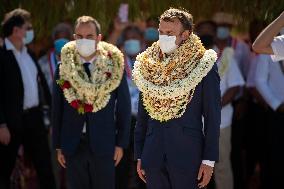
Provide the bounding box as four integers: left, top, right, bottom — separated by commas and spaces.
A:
58, 41, 124, 113
132, 34, 217, 121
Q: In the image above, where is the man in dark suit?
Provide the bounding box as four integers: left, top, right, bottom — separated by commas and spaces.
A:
0, 8, 56, 189
52, 16, 131, 189
133, 8, 221, 189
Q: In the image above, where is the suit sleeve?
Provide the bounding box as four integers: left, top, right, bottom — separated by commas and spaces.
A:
51, 65, 64, 149
0, 49, 6, 125
202, 63, 221, 161
115, 72, 132, 148
134, 93, 149, 159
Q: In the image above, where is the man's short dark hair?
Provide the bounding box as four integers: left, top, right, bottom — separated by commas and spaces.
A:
1, 8, 31, 37
160, 8, 194, 32
75, 16, 101, 35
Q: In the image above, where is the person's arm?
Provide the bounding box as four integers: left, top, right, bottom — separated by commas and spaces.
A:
51, 65, 64, 150
252, 11, 284, 54
134, 93, 149, 183
198, 64, 221, 188
115, 72, 132, 148
134, 93, 149, 160
0, 49, 6, 125
0, 49, 11, 146
255, 55, 283, 111
202, 63, 221, 162
106, 17, 129, 45
221, 87, 240, 107
222, 57, 245, 107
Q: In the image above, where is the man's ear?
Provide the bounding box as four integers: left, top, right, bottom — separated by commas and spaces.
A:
181, 30, 190, 40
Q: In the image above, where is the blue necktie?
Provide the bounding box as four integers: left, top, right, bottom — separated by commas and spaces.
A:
83, 62, 91, 78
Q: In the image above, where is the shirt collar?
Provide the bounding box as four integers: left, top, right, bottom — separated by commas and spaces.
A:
4, 38, 27, 53
80, 55, 97, 64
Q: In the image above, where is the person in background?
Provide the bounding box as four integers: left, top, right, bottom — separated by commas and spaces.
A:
252, 11, 284, 61
243, 19, 269, 189
38, 22, 73, 91
144, 17, 159, 48
106, 16, 129, 46
116, 25, 146, 189
196, 20, 245, 189
195, 20, 216, 49
0, 8, 56, 189
254, 51, 284, 189
213, 12, 250, 189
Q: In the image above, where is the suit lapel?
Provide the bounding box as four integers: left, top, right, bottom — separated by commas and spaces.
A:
4, 46, 24, 94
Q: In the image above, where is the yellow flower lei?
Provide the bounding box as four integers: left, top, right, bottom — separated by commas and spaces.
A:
58, 41, 124, 113
132, 34, 217, 122
218, 47, 234, 78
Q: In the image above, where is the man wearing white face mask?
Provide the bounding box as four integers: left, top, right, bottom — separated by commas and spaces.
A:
133, 8, 221, 189
0, 8, 56, 189
52, 16, 131, 189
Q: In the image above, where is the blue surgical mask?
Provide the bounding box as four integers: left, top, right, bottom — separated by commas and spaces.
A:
124, 39, 141, 56
24, 30, 34, 44
54, 38, 69, 55
144, 27, 159, 42
217, 27, 230, 40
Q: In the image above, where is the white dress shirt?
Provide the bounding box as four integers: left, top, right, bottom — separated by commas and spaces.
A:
255, 54, 284, 110
215, 47, 245, 129
271, 35, 284, 62
5, 38, 39, 110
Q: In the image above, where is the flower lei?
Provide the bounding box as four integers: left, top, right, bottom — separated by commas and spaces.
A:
217, 47, 234, 78
132, 34, 217, 122
57, 41, 124, 114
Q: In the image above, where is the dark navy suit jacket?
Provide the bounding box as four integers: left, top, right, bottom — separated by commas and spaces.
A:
134, 64, 221, 173
52, 66, 131, 156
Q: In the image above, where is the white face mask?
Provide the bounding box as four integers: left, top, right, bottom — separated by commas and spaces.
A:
159, 35, 178, 54
24, 30, 34, 45
76, 39, 96, 57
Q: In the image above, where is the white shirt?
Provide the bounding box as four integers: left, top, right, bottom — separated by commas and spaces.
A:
233, 39, 251, 79
255, 54, 284, 110
214, 46, 245, 128
5, 38, 39, 110
271, 35, 284, 61
218, 53, 245, 129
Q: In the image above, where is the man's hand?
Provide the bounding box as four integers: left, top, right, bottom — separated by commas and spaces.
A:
57, 149, 66, 168
197, 163, 214, 188
114, 146, 123, 166
0, 124, 11, 145
137, 159, 146, 183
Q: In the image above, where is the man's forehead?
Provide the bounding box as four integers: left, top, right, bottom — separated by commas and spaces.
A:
159, 19, 182, 32
75, 23, 96, 34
